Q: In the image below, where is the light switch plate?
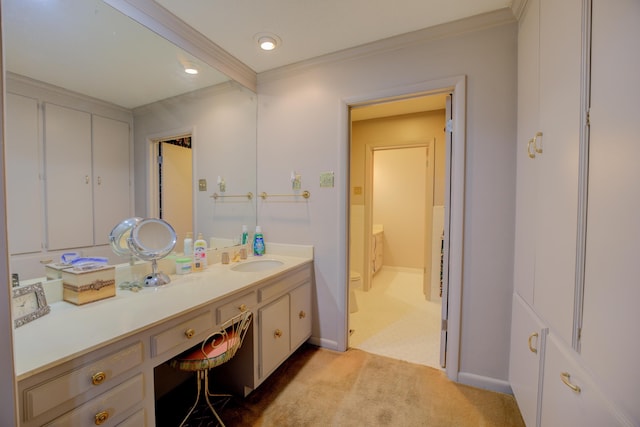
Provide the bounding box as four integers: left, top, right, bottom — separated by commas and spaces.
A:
198, 179, 207, 191
320, 171, 334, 188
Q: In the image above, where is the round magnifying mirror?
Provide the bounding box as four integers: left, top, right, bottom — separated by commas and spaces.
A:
128, 218, 177, 287
109, 217, 143, 257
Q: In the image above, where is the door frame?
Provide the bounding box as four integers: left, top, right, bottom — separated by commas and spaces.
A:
146, 127, 194, 219
362, 142, 433, 294
342, 75, 466, 381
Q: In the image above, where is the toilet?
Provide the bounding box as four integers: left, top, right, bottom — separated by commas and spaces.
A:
349, 271, 362, 313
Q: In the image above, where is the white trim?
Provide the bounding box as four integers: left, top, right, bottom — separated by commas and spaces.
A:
307, 336, 339, 351
341, 75, 466, 383
458, 372, 514, 395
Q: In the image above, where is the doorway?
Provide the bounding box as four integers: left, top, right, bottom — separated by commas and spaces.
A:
149, 134, 194, 252
348, 95, 447, 369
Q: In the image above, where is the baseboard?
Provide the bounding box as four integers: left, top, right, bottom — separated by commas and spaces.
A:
307, 336, 340, 351
457, 372, 513, 395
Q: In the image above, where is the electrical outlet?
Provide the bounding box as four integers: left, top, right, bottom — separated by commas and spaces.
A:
198, 179, 207, 191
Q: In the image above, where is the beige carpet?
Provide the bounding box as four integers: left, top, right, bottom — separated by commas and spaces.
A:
214, 344, 525, 426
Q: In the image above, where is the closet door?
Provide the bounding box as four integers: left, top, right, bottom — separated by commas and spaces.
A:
532, 0, 583, 346
5, 93, 42, 254
92, 115, 131, 245
513, 0, 539, 305
581, 0, 640, 423
44, 103, 93, 250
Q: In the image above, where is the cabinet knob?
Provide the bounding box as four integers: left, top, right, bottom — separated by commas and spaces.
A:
527, 332, 538, 354
239, 304, 247, 312
560, 372, 581, 394
299, 310, 306, 319
91, 371, 107, 385
94, 410, 109, 425
274, 329, 283, 338
185, 328, 195, 339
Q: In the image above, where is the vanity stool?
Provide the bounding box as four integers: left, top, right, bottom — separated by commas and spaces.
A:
169, 310, 252, 427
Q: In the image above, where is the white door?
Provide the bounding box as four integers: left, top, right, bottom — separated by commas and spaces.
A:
159, 141, 193, 252
440, 94, 453, 368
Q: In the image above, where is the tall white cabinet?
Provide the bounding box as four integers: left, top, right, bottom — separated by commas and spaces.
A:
510, 1, 638, 425
6, 77, 133, 273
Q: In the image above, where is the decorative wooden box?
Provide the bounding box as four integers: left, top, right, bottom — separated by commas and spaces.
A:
62, 266, 116, 305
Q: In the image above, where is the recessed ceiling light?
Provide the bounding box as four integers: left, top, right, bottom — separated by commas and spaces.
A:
183, 61, 198, 75
255, 33, 281, 51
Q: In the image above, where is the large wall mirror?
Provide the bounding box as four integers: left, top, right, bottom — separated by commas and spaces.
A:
3, 0, 257, 280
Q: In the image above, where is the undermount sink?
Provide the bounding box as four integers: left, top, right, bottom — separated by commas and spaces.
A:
231, 259, 284, 272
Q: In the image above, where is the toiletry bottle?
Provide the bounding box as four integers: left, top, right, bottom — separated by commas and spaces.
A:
194, 233, 208, 268
241, 225, 249, 245
253, 226, 265, 256
184, 232, 193, 256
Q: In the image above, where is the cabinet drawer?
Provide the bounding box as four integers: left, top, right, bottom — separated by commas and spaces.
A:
290, 282, 312, 350
217, 291, 257, 322
259, 264, 311, 302
151, 311, 213, 357
45, 373, 144, 427
24, 342, 143, 420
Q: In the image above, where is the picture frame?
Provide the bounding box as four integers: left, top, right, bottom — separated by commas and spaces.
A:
12, 282, 50, 328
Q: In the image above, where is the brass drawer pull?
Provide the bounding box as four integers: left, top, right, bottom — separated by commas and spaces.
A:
94, 410, 109, 425
91, 371, 107, 385
299, 310, 306, 319
185, 328, 195, 339
274, 329, 283, 338
527, 332, 538, 354
560, 372, 581, 394
239, 304, 247, 312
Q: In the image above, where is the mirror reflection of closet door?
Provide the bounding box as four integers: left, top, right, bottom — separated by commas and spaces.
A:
159, 141, 193, 253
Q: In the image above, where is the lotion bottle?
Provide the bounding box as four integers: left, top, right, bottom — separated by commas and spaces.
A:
253, 226, 265, 256
194, 233, 208, 268
184, 232, 193, 256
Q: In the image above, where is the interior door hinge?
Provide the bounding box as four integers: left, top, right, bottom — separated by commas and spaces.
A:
445, 119, 453, 133
157, 155, 163, 165
586, 109, 591, 127
441, 319, 448, 331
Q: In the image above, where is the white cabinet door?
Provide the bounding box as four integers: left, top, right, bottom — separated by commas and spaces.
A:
541, 334, 629, 427
509, 294, 547, 427
259, 295, 290, 379
92, 115, 131, 245
532, 0, 583, 346
44, 103, 93, 250
581, 0, 640, 424
290, 282, 312, 350
513, 0, 539, 305
5, 93, 42, 254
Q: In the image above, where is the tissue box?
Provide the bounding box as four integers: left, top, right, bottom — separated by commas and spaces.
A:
62, 265, 116, 305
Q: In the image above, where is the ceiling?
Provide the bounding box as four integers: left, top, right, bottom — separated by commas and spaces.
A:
156, 0, 513, 73
3, 0, 514, 109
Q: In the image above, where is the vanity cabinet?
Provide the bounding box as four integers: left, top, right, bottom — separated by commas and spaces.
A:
18, 341, 145, 426
257, 266, 313, 381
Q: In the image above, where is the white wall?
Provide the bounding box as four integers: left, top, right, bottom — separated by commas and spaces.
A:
132, 84, 257, 240
256, 14, 517, 385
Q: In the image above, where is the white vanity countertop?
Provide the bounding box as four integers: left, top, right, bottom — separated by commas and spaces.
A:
13, 248, 313, 381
